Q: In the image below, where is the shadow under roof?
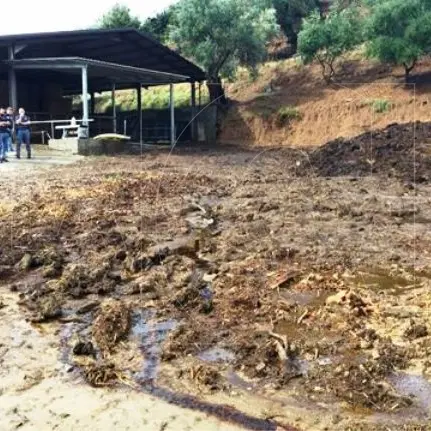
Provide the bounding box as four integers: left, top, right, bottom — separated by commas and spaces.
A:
0, 28, 205, 91
5, 57, 191, 88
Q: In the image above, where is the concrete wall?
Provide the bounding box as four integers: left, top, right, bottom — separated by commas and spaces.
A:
49, 137, 128, 156
48, 138, 79, 153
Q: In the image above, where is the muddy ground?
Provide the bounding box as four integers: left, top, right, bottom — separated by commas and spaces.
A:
1, 123, 431, 430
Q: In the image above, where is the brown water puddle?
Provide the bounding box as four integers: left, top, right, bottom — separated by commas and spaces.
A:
347, 268, 422, 295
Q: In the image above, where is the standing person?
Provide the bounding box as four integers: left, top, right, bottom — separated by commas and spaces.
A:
15, 108, 31, 159
0, 108, 11, 162
6, 107, 15, 152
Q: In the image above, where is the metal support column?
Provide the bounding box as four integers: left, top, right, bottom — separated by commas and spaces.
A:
81, 65, 89, 126
170, 83, 175, 148
137, 84, 142, 145
111, 83, 116, 133
90, 92, 95, 115
191, 82, 197, 142
8, 46, 17, 110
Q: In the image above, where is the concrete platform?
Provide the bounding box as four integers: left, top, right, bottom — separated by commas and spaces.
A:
49, 138, 128, 155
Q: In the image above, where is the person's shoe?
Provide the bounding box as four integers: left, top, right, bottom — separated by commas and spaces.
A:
27, 156, 31, 159
16, 155, 20, 159
2, 158, 8, 162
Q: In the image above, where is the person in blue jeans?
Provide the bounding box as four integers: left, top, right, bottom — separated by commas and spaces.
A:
15, 108, 31, 159
0, 109, 11, 162
6, 107, 15, 152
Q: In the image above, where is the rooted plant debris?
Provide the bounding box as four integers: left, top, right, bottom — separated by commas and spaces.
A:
1, 137, 431, 429
92, 300, 131, 354
82, 362, 122, 387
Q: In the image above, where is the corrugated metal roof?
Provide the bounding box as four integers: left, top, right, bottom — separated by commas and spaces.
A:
0, 29, 205, 92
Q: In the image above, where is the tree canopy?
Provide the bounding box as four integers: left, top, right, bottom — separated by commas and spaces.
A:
272, 0, 319, 52
298, 7, 363, 82
366, 0, 431, 77
98, 3, 142, 30
141, 8, 176, 42
169, 0, 279, 101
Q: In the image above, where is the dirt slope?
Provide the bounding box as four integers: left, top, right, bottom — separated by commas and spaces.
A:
221, 57, 431, 147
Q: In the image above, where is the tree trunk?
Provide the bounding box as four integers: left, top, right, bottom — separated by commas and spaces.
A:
289, 33, 298, 55
207, 75, 227, 105
404, 60, 416, 82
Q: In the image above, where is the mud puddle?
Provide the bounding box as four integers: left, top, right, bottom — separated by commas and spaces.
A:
129, 311, 297, 430
274, 319, 340, 344
279, 289, 330, 307
347, 268, 422, 294
131, 310, 177, 385
390, 373, 431, 411
198, 347, 236, 363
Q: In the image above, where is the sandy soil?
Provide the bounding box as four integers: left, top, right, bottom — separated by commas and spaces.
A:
0, 135, 431, 431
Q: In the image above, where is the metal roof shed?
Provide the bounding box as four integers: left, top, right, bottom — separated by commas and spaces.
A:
0, 29, 206, 145
4, 56, 193, 142
0, 28, 206, 84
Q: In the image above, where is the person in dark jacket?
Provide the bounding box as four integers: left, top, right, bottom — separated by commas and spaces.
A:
15, 108, 31, 159
6, 107, 15, 152
0, 108, 11, 162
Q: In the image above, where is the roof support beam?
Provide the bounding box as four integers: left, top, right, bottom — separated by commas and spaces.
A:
8, 46, 17, 109
191, 82, 197, 142
81, 65, 89, 126
170, 83, 175, 148
137, 84, 142, 145
111, 82, 116, 133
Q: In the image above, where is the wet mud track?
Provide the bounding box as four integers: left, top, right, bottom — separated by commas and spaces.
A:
1, 130, 431, 430
58, 310, 292, 430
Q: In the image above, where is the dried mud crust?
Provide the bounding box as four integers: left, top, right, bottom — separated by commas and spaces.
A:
0, 139, 430, 426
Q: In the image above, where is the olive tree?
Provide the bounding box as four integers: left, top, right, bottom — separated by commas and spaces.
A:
169, 0, 280, 103
366, 0, 431, 79
298, 7, 363, 82
98, 3, 142, 30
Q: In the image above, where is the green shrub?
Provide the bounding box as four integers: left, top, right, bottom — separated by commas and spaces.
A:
276, 106, 302, 126
370, 99, 391, 113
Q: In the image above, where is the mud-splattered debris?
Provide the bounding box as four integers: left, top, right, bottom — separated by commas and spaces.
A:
82, 362, 121, 387
18, 253, 35, 271
115, 249, 127, 261
326, 290, 372, 316
76, 300, 100, 315
92, 300, 130, 353
404, 321, 429, 340
189, 364, 226, 391
29, 295, 63, 323
73, 341, 96, 357
42, 262, 63, 279
185, 214, 215, 230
